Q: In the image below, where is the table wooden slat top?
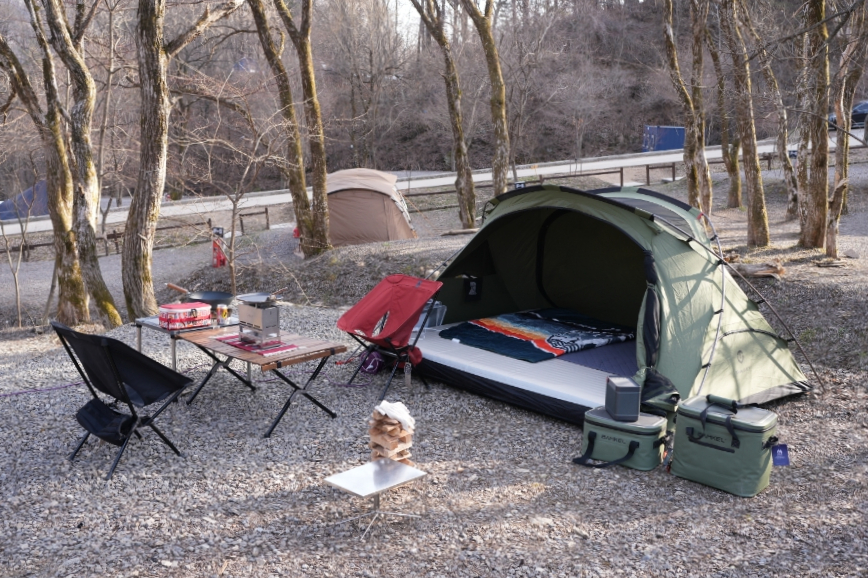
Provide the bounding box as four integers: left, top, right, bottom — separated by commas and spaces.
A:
179, 326, 347, 371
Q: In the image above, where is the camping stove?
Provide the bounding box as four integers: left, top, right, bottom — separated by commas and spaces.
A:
237, 294, 281, 346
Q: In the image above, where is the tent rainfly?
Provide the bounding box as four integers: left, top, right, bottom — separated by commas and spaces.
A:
416, 185, 810, 424
326, 168, 416, 246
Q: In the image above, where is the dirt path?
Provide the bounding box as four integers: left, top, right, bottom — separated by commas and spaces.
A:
0, 243, 213, 327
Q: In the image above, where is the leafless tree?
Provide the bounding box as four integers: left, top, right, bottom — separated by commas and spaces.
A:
248, 0, 320, 255
720, 0, 769, 246
0, 172, 36, 327
799, 0, 830, 249
0, 3, 90, 325
663, 0, 713, 213
459, 0, 510, 196
738, 0, 798, 227
123, 0, 245, 319
828, 2, 868, 258
271, 0, 331, 255
409, 0, 476, 229
705, 24, 741, 208
41, 0, 124, 327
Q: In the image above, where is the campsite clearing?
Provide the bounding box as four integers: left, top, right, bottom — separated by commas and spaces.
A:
0, 170, 866, 577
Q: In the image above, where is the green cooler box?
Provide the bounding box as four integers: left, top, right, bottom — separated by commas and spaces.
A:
671, 395, 779, 497
573, 407, 667, 470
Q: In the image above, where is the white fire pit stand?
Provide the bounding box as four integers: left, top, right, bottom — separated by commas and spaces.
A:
325, 458, 427, 539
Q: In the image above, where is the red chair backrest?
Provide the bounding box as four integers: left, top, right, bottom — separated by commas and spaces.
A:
337, 274, 443, 349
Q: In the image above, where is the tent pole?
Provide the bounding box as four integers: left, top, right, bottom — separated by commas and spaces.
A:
654, 212, 825, 394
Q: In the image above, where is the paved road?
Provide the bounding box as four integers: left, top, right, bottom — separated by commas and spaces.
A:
3, 134, 862, 236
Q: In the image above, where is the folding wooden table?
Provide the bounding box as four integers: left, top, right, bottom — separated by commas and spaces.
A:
179, 326, 347, 437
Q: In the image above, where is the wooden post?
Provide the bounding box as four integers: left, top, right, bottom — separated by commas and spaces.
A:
671, 163, 676, 183
620, 167, 624, 187
264, 207, 270, 229
112, 229, 120, 254
239, 216, 245, 236
646, 165, 651, 185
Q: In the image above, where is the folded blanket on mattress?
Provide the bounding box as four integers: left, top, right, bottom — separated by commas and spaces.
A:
438, 308, 635, 363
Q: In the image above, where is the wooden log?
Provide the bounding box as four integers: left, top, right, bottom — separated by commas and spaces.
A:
730, 261, 785, 279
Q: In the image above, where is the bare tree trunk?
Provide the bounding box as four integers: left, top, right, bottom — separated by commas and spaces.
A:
827, 7, 868, 257
273, 0, 332, 255
721, 0, 769, 246
460, 0, 510, 196
800, 0, 829, 249
125, 0, 243, 318
126, 0, 170, 317
248, 0, 317, 254
43, 0, 123, 327
793, 33, 810, 224
738, 1, 797, 225
706, 28, 742, 207
0, 10, 89, 325
96, 3, 116, 196
662, 0, 708, 211
690, 0, 713, 213
46, 129, 90, 324
410, 0, 476, 228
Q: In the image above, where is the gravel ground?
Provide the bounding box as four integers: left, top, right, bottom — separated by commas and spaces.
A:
1, 171, 867, 577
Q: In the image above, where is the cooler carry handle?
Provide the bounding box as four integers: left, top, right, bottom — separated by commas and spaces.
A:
572, 431, 642, 469
699, 396, 741, 449
706, 394, 739, 413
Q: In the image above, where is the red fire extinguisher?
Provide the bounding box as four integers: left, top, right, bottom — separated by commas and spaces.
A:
211, 227, 227, 268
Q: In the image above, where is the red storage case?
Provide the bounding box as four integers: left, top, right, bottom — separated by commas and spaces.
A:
158, 302, 212, 330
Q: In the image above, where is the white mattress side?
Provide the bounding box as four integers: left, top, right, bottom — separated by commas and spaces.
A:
416, 326, 608, 408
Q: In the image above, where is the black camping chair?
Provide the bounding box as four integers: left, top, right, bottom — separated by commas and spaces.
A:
52, 322, 192, 480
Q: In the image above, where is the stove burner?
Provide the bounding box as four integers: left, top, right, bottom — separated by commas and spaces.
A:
238, 299, 280, 345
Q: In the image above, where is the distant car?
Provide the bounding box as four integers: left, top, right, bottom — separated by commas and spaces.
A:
828, 100, 868, 130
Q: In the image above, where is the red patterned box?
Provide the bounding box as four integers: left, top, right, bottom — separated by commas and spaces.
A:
158, 302, 212, 330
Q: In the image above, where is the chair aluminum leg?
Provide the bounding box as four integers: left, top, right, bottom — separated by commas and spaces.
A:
378, 358, 402, 401
68, 432, 90, 461
105, 434, 133, 481
148, 423, 182, 456
347, 346, 375, 386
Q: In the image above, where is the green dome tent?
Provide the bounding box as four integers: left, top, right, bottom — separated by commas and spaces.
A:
416, 185, 810, 424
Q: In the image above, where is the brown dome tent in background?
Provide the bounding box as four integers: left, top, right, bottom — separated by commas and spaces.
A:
326, 168, 417, 247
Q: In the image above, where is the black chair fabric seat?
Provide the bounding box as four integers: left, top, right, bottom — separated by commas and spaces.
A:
75, 399, 135, 447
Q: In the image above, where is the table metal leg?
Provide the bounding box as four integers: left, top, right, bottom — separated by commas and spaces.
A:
136, 325, 142, 352
333, 491, 421, 540
247, 362, 252, 383
186, 345, 256, 405
264, 356, 335, 438
170, 337, 177, 371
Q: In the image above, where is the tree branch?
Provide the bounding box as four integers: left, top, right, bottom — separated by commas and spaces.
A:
164, 0, 245, 60
73, 0, 103, 46
0, 84, 17, 122
0, 24, 46, 129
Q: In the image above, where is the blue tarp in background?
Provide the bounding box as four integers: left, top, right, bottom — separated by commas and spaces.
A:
0, 180, 49, 220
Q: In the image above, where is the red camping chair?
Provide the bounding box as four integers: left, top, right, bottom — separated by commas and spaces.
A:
337, 274, 443, 400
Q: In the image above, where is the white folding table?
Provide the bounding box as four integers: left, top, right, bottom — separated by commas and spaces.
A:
325, 459, 427, 538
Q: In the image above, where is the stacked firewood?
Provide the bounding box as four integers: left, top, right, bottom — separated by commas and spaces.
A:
369, 410, 415, 466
